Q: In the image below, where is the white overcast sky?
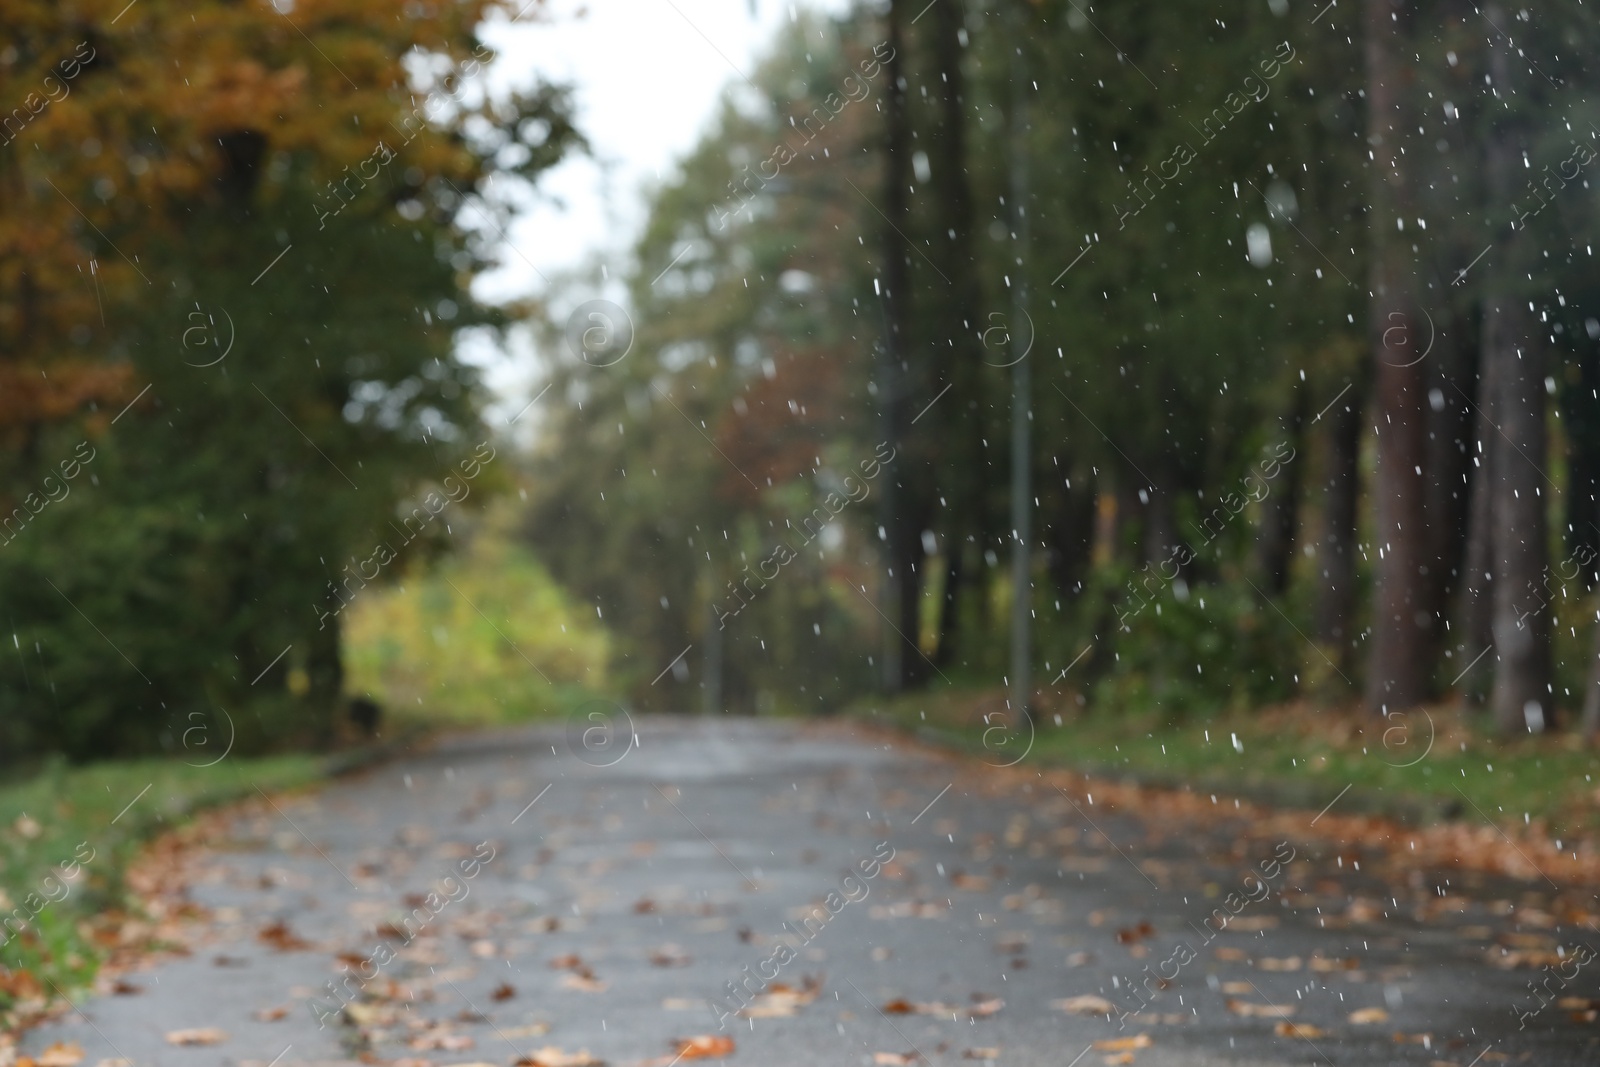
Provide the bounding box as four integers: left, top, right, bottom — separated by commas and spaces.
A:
460, 0, 852, 429
475, 0, 853, 298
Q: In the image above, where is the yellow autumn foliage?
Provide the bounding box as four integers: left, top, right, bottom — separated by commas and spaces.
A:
343, 501, 610, 727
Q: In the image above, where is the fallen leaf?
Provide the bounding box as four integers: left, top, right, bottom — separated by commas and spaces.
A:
1345, 898, 1383, 923
662, 998, 703, 1011
1102, 1054, 1135, 1066
549, 954, 585, 970
872, 1054, 919, 1066
962, 1050, 1001, 1061
0, 968, 42, 1000
968, 996, 1004, 1017
1257, 956, 1302, 972
514, 1048, 603, 1067
256, 920, 311, 951
882, 998, 916, 1014
492, 982, 516, 1001
1348, 1007, 1389, 1024
560, 973, 608, 993
1309, 956, 1358, 973
1093, 1035, 1151, 1051
1115, 922, 1155, 945
35, 1044, 84, 1067
109, 981, 142, 995
1489, 948, 1565, 969
1053, 995, 1116, 1016
408, 1034, 474, 1052
740, 981, 820, 1018
1213, 947, 1247, 961
1391, 1032, 1434, 1045
672, 1035, 735, 1059
1225, 999, 1295, 1018
1274, 1022, 1326, 1039
345, 1002, 400, 1026
649, 944, 692, 967
1220, 981, 1254, 995
253, 1005, 290, 1022
166, 1029, 228, 1046
995, 932, 1029, 953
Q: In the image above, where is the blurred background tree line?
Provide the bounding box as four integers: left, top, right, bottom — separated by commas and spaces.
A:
527, 0, 1600, 737
4, 0, 1600, 764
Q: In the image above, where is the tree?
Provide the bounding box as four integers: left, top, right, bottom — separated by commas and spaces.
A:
0, 0, 579, 760
1363, 0, 1435, 713
1481, 3, 1552, 733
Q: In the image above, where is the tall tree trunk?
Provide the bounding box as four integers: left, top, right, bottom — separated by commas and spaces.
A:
929, 0, 984, 672
1044, 456, 1097, 597
1455, 354, 1496, 700
934, 542, 964, 669
1313, 379, 1363, 671
897, 513, 932, 688
1143, 470, 1177, 567
879, 0, 921, 691
1005, 0, 1033, 719
1561, 343, 1600, 585
1582, 626, 1600, 740
1115, 477, 1145, 568
1484, 299, 1550, 732
306, 609, 343, 747
1483, 5, 1552, 734
1363, 0, 1434, 713
1256, 384, 1306, 596
1426, 307, 1478, 615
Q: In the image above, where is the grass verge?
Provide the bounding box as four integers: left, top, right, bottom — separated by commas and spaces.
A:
0, 753, 326, 1028
852, 687, 1600, 843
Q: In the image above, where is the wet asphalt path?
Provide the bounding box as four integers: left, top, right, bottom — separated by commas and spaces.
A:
19, 717, 1600, 1066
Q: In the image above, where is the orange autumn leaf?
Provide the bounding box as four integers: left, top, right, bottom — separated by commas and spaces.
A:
35, 1043, 85, 1067
673, 1035, 735, 1059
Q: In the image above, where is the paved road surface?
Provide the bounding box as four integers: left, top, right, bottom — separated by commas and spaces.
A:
20, 717, 1600, 1065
